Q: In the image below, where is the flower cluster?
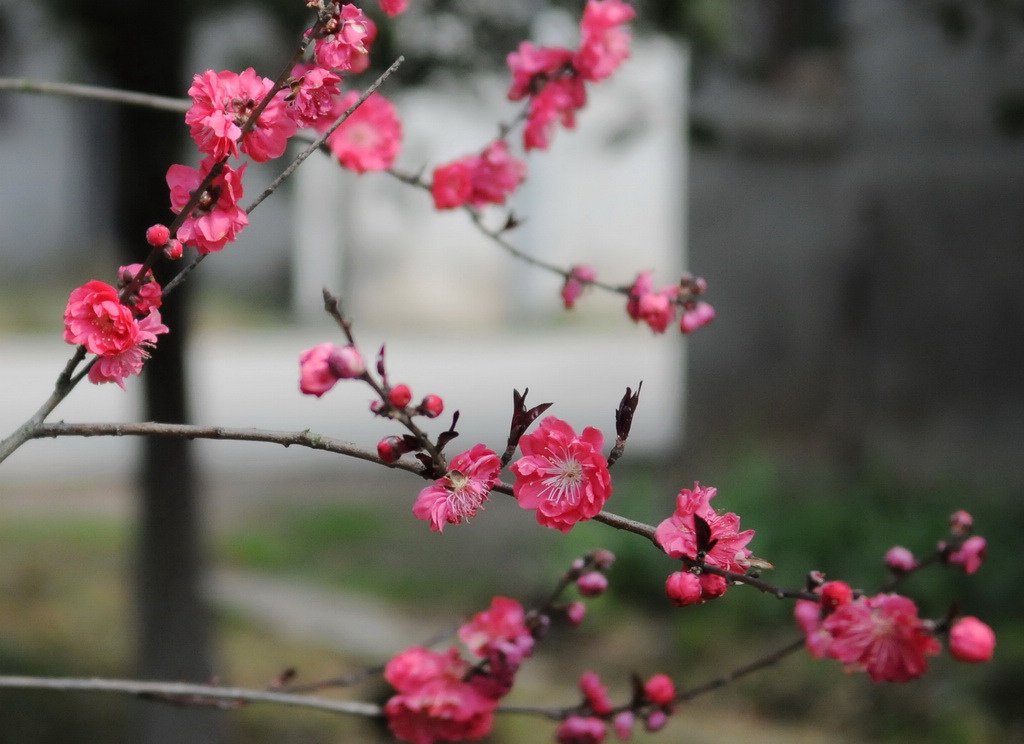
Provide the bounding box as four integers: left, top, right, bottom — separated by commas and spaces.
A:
298, 342, 366, 396
431, 140, 526, 211
507, 0, 635, 151
384, 596, 536, 744
654, 483, 754, 606
555, 670, 678, 743
511, 416, 612, 533
627, 271, 714, 335
62, 272, 169, 389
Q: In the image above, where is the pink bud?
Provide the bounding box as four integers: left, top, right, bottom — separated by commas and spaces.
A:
820, 581, 853, 610
565, 601, 586, 626
377, 435, 405, 463
613, 711, 634, 741
698, 573, 728, 600
579, 671, 613, 715
592, 549, 615, 571
665, 570, 703, 607
949, 509, 974, 536
163, 239, 184, 260
146, 223, 170, 246
643, 673, 675, 706
327, 344, 365, 379
577, 572, 608, 597
299, 343, 340, 397
947, 535, 986, 575
388, 384, 412, 409
885, 545, 917, 572
644, 710, 668, 732
679, 301, 715, 333
556, 716, 606, 744
949, 616, 996, 663
419, 394, 444, 418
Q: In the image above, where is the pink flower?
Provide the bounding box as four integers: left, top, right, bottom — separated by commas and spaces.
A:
579, 672, 613, 715
566, 601, 587, 625
654, 483, 755, 573
186, 68, 295, 162
948, 616, 996, 663
287, 63, 343, 129
556, 716, 606, 744
315, 4, 374, 71
946, 535, 986, 574
167, 157, 248, 254
63, 280, 140, 356
576, 572, 608, 597
458, 596, 535, 665
574, 0, 636, 83
664, 570, 702, 607
679, 301, 715, 333
626, 272, 679, 334
885, 545, 918, 573
561, 265, 597, 309
823, 593, 941, 682
643, 674, 675, 706
794, 598, 834, 659
506, 42, 574, 101
299, 343, 339, 397
384, 646, 497, 744
379, 0, 408, 16
430, 140, 527, 210
511, 416, 612, 533
87, 310, 169, 389
413, 445, 502, 532
523, 76, 587, 151
325, 90, 402, 173
117, 264, 162, 315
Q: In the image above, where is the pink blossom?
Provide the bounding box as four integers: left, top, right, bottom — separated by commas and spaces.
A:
379, 0, 408, 16
430, 140, 527, 210
506, 42, 574, 101
299, 343, 340, 397
458, 596, 535, 665
63, 280, 139, 356
431, 160, 474, 209
287, 63, 343, 129
117, 264, 162, 315
794, 598, 834, 659
948, 616, 996, 663
885, 545, 918, 573
315, 4, 375, 72
556, 716, 606, 744
574, 0, 636, 83
823, 593, 941, 682
626, 272, 679, 333
566, 601, 587, 625
679, 301, 715, 333
325, 91, 402, 173
167, 157, 248, 254
523, 76, 587, 151
654, 483, 755, 573
949, 509, 974, 535
418, 394, 444, 418
413, 445, 502, 532
644, 710, 668, 732
664, 570, 702, 607
186, 68, 295, 162
579, 671, 613, 715
87, 310, 169, 389
643, 674, 675, 706
511, 416, 612, 533
612, 711, 634, 740
562, 265, 597, 309
946, 535, 986, 574
384, 646, 497, 744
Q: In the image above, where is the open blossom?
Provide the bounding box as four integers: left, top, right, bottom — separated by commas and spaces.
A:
523, 76, 587, 151
626, 271, 678, 334
186, 68, 295, 162
511, 416, 612, 533
384, 646, 497, 744
679, 301, 715, 333
945, 535, 986, 574
287, 63, 343, 129
88, 310, 169, 389
574, 0, 636, 82
430, 140, 526, 210
324, 90, 402, 173
579, 672, 613, 715
507, 42, 574, 101
63, 280, 140, 356
315, 4, 375, 73
821, 593, 941, 682
654, 483, 755, 573
458, 596, 534, 697
412, 445, 502, 532
167, 157, 248, 254
561, 265, 597, 309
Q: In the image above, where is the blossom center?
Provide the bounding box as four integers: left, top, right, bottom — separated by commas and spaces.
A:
541, 458, 583, 504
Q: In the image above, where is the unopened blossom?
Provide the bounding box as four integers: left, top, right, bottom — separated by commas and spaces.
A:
299, 343, 340, 397
946, 535, 986, 574
949, 509, 973, 535
384, 646, 497, 744
87, 310, 169, 389
885, 545, 918, 573
948, 616, 996, 663
315, 3, 375, 72
556, 716, 606, 744
644, 710, 668, 732
388, 383, 413, 408
823, 593, 941, 682
612, 711, 634, 740
145, 224, 170, 247
579, 671, 613, 715
167, 157, 248, 254
117, 264, 162, 315
562, 265, 598, 309
679, 301, 715, 333
566, 601, 587, 625
574, 0, 636, 82
511, 416, 612, 533
418, 394, 444, 418
643, 673, 675, 706
413, 444, 502, 532
664, 570, 702, 607
287, 63, 343, 129
654, 483, 755, 573
63, 280, 139, 356
186, 68, 295, 162
379, 0, 408, 16
325, 90, 402, 173
576, 571, 608, 597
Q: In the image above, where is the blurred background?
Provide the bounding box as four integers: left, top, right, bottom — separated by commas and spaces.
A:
1, 0, 1022, 742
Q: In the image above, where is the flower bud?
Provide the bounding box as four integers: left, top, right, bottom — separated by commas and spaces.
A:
949, 509, 974, 536
820, 580, 853, 610
679, 301, 715, 334
613, 711, 634, 741
665, 570, 703, 607
576, 572, 608, 597
698, 572, 728, 600
643, 673, 675, 706
377, 435, 406, 463
299, 343, 340, 397
885, 545, 917, 572
949, 616, 996, 663
592, 549, 616, 571
556, 716, 606, 744
419, 394, 444, 418
565, 601, 586, 626
163, 239, 184, 260
146, 224, 170, 246
947, 535, 986, 575
388, 384, 412, 409
644, 710, 668, 732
